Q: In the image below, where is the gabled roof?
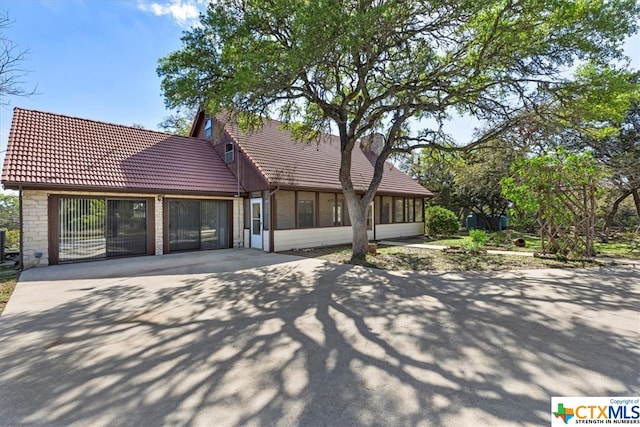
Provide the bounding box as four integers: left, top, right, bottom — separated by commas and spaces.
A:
2, 108, 243, 195
216, 115, 433, 197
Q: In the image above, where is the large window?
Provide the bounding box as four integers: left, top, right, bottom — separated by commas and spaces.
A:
58, 197, 148, 263
381, 196, 392, 224
167, 199, 229, 252
319, 193, 335, 227
272, 191, 424, 229
407, 198, 415, 222
297, 192, 316, 227
275, 191, 295, 229
394, 198, 404, 223
415, 198, 424, 222
336, 194, 351, 226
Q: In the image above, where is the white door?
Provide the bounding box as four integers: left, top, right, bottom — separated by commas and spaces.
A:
250, 198, 263, 249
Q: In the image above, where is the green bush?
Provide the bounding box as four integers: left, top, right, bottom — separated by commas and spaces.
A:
425, 206, 459, 236
2, 229, 20, 249
469, 229, 489, 246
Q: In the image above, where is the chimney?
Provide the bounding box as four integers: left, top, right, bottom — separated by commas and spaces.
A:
360, 132, 385, 156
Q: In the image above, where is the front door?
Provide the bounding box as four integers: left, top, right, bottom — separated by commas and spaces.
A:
250, 198, 263, 249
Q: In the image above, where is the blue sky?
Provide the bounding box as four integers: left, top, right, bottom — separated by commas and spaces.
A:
0, 0, 205, 169
1, 0, 639, 183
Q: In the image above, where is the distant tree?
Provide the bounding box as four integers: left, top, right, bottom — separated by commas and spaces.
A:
158, 0, 639, 262
583, 101, 640, 234
130, 123, 146, 129
158, 109, 195, 136
0, 193, 19, 230
0, 12, 36, 102
454, 142, 523, 231
405, 142, 524, 230
401, 149, 461, 214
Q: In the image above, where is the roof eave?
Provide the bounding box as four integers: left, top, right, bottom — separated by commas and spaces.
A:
1, 181, 247, 197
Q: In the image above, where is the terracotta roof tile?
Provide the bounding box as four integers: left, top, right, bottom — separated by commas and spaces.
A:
218, 116, 432, 196
2, 108, 243, 194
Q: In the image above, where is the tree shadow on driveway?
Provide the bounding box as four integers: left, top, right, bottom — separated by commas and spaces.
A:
0, 256, 638, 426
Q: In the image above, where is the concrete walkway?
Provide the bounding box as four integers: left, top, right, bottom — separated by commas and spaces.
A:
1, 249, 639, 426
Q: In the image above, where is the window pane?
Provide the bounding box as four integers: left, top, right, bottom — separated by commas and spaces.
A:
297, 191, 316, 228
59, 198, 106, 262
374, 196, 381, 224
225, 142, 234, 163
275, 191, 295, 229
395, 198, 404, 223
407, 198, 415, 222
318, 193, 335, 227
415, 198, 424, 222
169, 200, 200, 252
381, 196, 392, 224
201, 201, 228, 249
106, 199, 147, 257
336, 194, 351, 226
205, 118, 212, 138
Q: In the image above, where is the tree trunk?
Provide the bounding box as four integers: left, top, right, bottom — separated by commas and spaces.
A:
602, 190, 631, 241
633, 189, 640, 218
348, 199, 369, 264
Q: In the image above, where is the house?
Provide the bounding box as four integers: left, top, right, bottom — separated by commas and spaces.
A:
1, 108, 432, 266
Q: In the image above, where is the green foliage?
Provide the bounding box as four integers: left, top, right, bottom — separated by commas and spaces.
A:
405, 142, 524, 229
3, 229, 19, 248
469, 229, 489, 246
425, 206, 459, 236
501, 150, 602, 257
158, 109, 195, 136
402, 149, 462, 213
502, 150, 602, 223
0, 194, 19, 230
463, 229, 490, 252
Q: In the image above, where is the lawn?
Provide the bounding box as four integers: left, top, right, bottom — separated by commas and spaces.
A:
400, 232, 639, 259
285, 244, 591, 271
0, 265, 18, 315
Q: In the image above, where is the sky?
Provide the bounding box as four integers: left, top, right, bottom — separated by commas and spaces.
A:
1, 0, 639, 190
0, 0, 206, 173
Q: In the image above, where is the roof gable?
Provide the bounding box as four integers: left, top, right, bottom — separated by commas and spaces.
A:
2, 108, 242, 194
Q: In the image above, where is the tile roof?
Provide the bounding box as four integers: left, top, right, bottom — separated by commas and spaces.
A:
217, 116, 433, 196
2, 108, 243, 194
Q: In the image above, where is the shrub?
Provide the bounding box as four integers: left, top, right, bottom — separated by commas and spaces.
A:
469, 229, 489, 246
425, 206, 459, 236
2, 229, 20, 249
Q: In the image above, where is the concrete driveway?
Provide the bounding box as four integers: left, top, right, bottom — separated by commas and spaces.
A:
0, 249, 638, 427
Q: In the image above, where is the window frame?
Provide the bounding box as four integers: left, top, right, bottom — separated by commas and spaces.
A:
224, 142, 234, 163
204, 118, 212, 138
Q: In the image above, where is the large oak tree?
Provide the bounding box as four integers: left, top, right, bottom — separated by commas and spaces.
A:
158, 0, 639, 261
